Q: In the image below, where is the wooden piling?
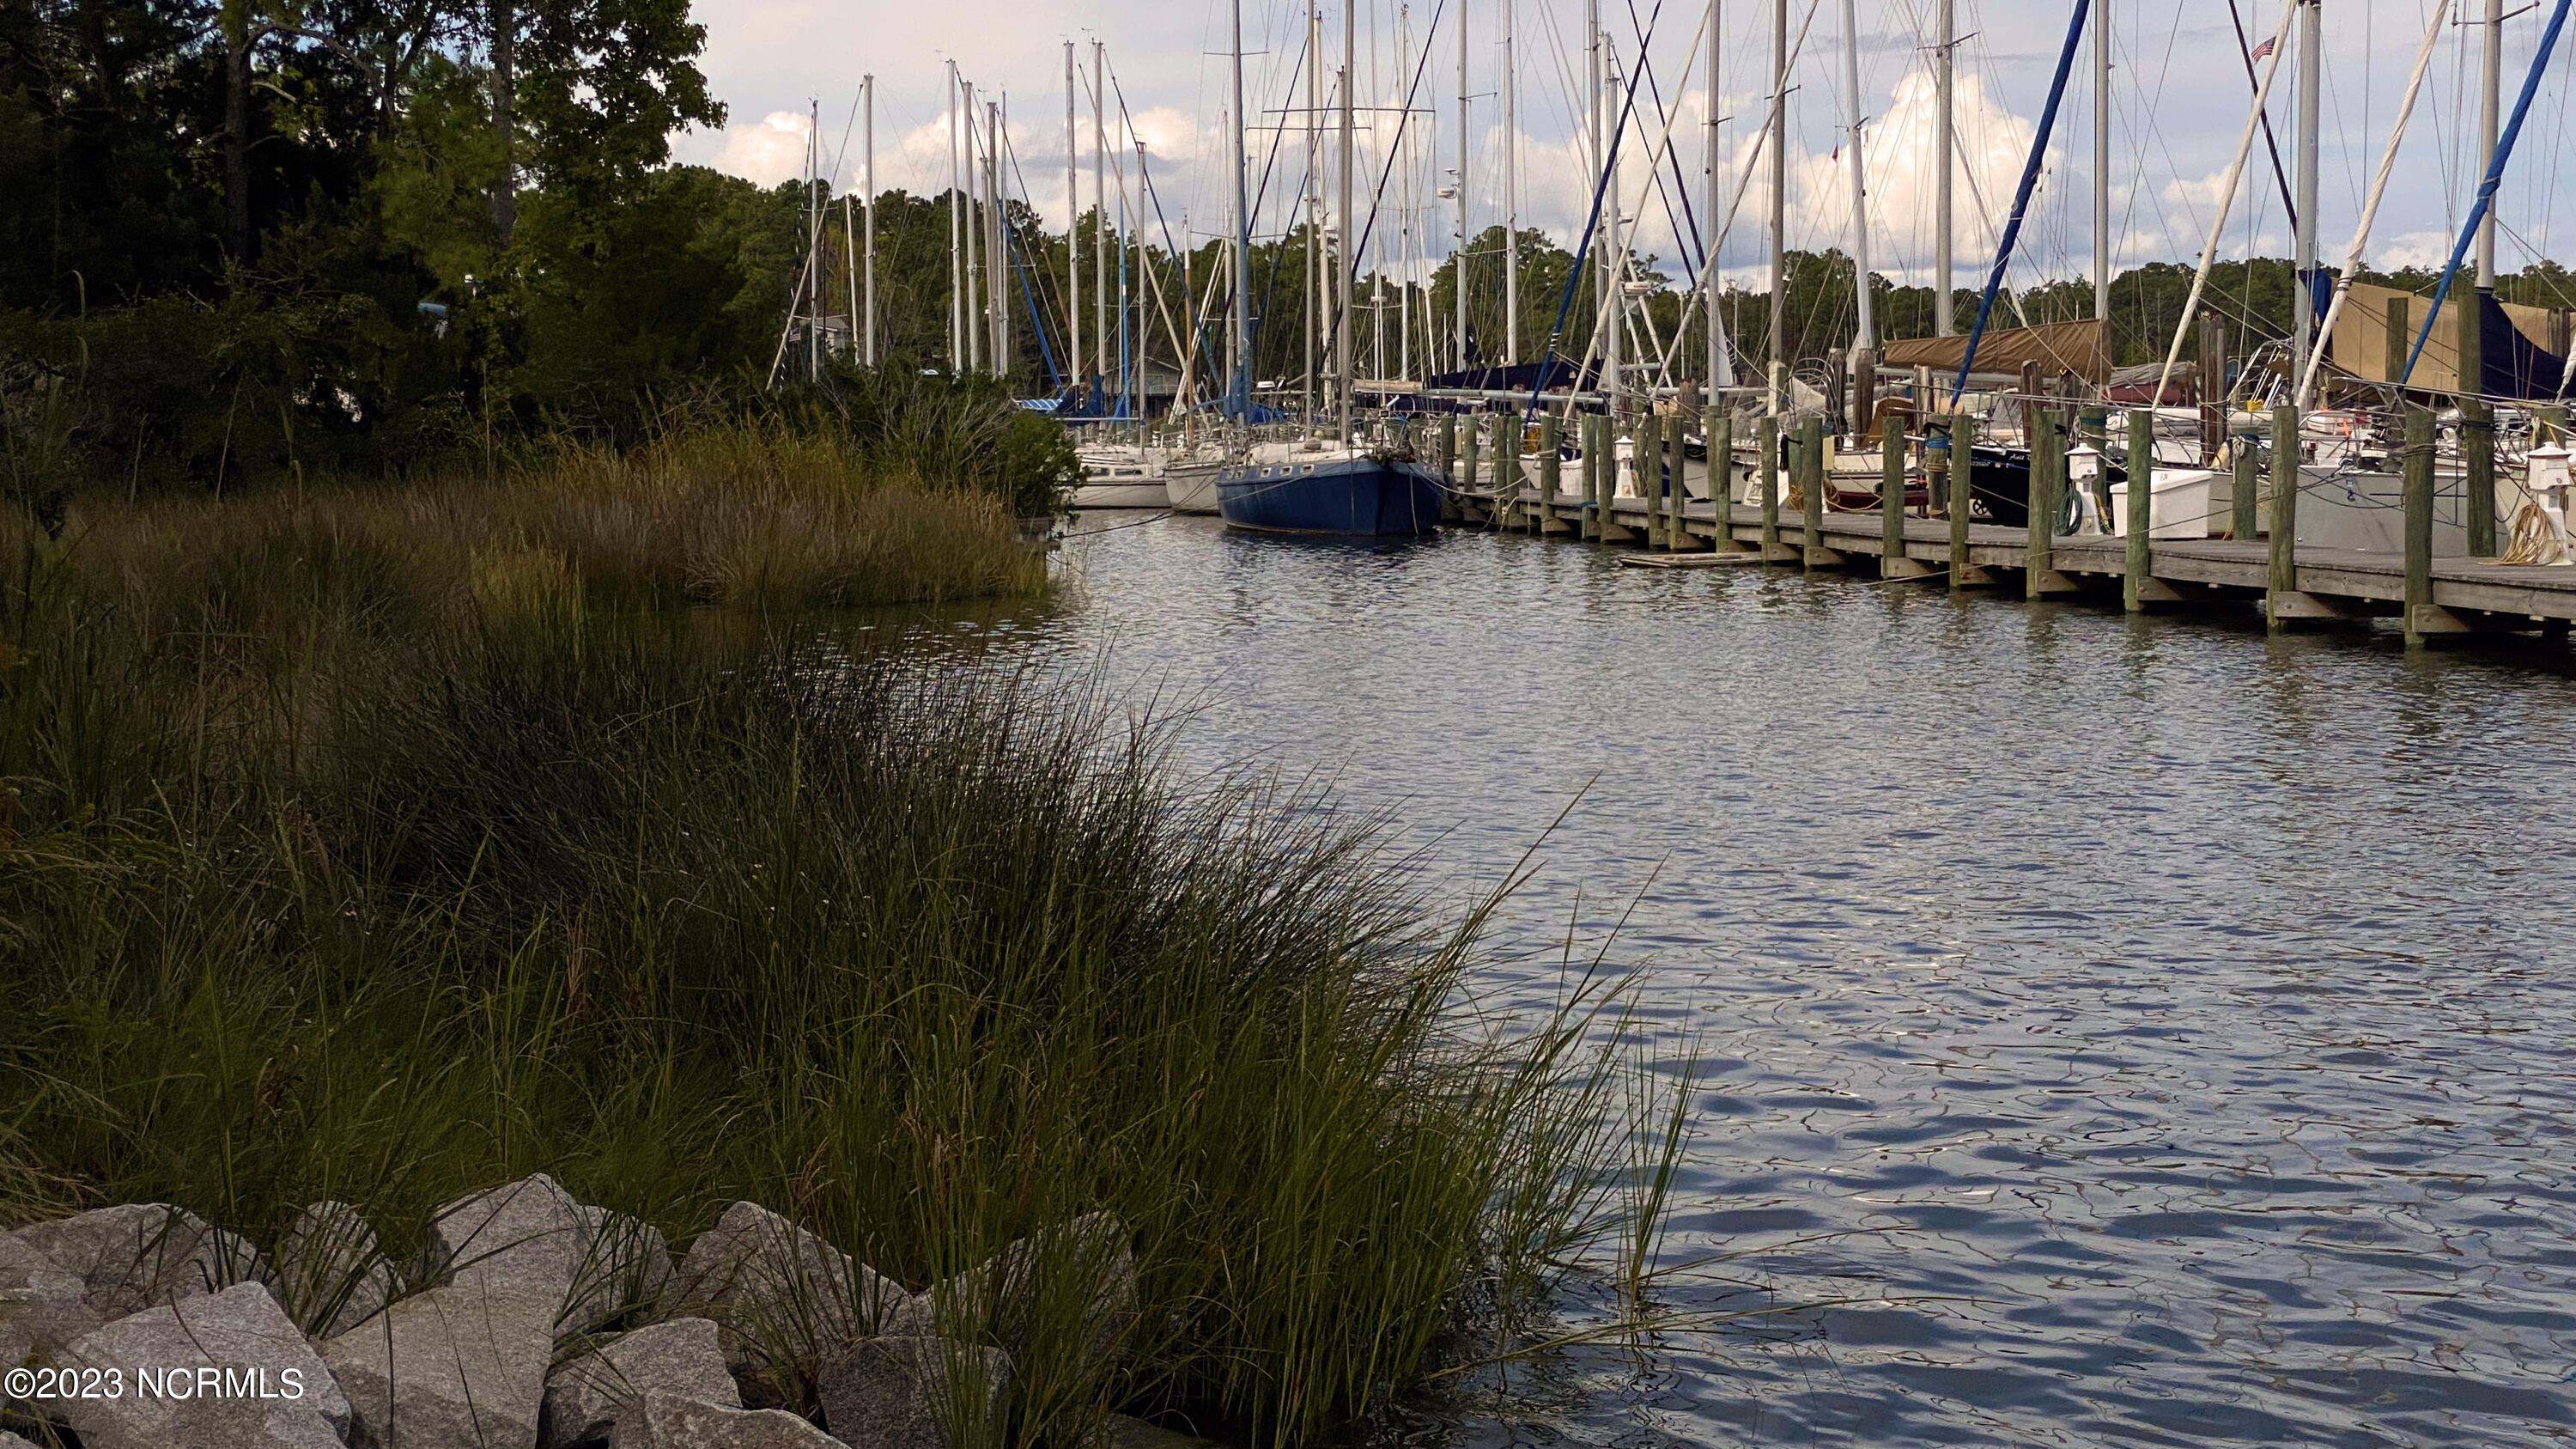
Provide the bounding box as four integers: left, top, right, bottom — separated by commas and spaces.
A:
1947, 413, 1974, 588
2397, 405, 2472, 642
2025, 407, 2058, 597
1667, 413, 1699, 550
1880, 412, 1906, 565
2231, 417, 2259, 542
1759, 415, 1783, 558
1461, 411, 1482, 514
2464, 399, 2496, 557
1442, 414, 1458, 488
1540, 415, 1567, 533
1706, 407, 1741, 550
1580, 416, 1600, 539
2385, 295, 2409, 383
1638, 417, 1662, 547
2123, 408, 2154, 611
2265, 404, 2299, 630
1800, 417, 1828, 568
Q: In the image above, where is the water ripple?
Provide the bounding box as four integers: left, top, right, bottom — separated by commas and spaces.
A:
962, 519, 2576, 1446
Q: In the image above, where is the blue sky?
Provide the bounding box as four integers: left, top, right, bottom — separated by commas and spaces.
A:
669, 0, 2576, 293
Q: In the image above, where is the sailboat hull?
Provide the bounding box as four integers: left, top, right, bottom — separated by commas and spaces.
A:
1218, 456, 1445, 535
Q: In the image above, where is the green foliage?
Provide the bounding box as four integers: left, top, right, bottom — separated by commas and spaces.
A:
0, 497, 1637, 1446
812, 361, 1078, 518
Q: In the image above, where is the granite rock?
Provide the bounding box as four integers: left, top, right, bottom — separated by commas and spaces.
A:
53, 1280, 349, 1449
270, 1200, 401, 1339
0, 1229, 100, 1370
815, 1336, 1011, 1449
673, 1203, 908, 1379
11, 1203, 264, 1318
540, 1317, 737, 1449
623, 1391, 850, 1449
322, 1282, 553, 1449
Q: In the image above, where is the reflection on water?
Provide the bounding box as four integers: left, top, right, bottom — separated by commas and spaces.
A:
969, 516, 2576, 1446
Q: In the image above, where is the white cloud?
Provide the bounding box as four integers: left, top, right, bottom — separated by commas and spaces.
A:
711, 111, 814, 188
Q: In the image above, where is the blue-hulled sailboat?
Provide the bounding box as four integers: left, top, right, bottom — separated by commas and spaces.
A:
1216, 441, 1443, 535
1210, 0, 1445, 537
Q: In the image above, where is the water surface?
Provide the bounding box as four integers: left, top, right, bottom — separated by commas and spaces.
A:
997, 517, 2576, 1447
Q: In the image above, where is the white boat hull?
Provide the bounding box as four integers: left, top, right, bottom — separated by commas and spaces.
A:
1069, 481, 1170, 509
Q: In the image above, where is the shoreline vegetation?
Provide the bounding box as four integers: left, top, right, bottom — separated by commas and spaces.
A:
1, 400, 1672, 1446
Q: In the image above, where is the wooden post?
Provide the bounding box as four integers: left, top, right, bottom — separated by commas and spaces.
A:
2464, 399, 2496, 557
1925, 413, 1951, 570
1947, 413, 1973, 588
2265, 404, 2300, 630
1706, 406, 1741, 550
2231, 420, 2259, 542
1540, 415, 1567, 533
1461, 411, 1483, 510
2385, 295, 2409, 384
1580, 416, 1601, 539
2026, 407, 2058, 596
1759, 416, 1783, 558
2123, 408, 2154, 611
2020, 359, 2043, 422
1855, 348, 1878, 442
1502, 414, 1529, 531
2197, 315, 2227, 464
1638, 417, 1663, 547
1800, 416, 1828, 567
2404, 404, 2435, 647
1666, 413, 1700, 550
1881, 412, 1906, 563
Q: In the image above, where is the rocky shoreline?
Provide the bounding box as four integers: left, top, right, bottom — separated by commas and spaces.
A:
0, 1178, 1155, 1449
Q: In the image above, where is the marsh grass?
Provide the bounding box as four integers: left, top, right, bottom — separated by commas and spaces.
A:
0, 472, 1663, 1446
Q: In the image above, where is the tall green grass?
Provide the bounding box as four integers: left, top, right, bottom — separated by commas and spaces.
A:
0, 478, 1656, 1446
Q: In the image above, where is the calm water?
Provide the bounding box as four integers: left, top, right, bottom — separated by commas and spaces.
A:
1000, 516, 2576, 1446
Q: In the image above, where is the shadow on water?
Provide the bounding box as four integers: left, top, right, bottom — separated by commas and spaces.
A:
927, 516, 2576, 1448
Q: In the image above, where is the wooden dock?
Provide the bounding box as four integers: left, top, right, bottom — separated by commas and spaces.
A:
1446, 488, 2576, 636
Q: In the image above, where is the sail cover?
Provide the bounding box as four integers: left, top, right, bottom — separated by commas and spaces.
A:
1879, 319, 2111, 385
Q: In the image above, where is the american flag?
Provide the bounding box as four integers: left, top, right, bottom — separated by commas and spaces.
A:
2249, 35, 2277, 62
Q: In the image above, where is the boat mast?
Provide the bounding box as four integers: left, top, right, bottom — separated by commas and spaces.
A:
1840, 0, 1874, 378
1935, 0, 1953, 334
863, 76, 876, 366
1308, 1, 1322, 427
2093, 0, 2109, 329
948, 68, 962, 369
1067, 46, 1081, 387
1602, 29, 1622, 412
2476, 0, 2502, 347
1768, 0, 1786, 413
1457, 0, 1470, 372
1094, 41, 1107, 390
1504, 0, 1517, 364
1136, 138, 1148, 441
806, 100, 822, 381
2292, 0, 2320, 376
1340, 0, 1356, 442
963, 81, 981, 372
1400, 4, 1414, 381
1707, 0, 1728, 387
988, 98, 1007, 374
1230, 0, 1252, 417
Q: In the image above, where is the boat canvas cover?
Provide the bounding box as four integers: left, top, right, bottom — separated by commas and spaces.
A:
2326, 281, 2570, 399
1877, 319, 2111, 385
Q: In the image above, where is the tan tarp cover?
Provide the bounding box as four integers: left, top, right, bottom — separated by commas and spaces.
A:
1877, 318, 2111, 384
2327, 280, 2564, 391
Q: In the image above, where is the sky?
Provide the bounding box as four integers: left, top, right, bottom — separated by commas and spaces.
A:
668, 0, 2576, 295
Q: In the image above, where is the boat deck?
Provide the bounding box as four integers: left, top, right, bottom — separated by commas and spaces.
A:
1443, 488, 2576, 630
